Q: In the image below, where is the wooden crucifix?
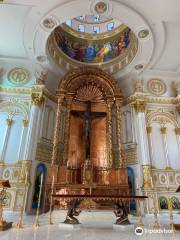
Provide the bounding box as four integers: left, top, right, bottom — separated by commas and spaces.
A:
71, 101, 106, 161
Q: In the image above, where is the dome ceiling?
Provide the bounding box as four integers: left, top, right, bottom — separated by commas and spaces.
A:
47, 16, 138, 74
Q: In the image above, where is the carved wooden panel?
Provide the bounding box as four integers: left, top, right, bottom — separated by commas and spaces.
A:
91, 116, 107, 168
68, 115, 85, 168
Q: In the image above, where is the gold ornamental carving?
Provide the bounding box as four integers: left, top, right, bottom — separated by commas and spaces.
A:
142, 165, 152, 189
175, 128, 180, 135
133, 99, 146, 112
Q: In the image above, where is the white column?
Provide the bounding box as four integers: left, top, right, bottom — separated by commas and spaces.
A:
160, 127, 170, 168
136, 112, 151, 165
23, 104, 42, 161
175, 128, 180, 155
146, 126, 154, 166
17, 120, 29, 160
0, 118, 13, 162
130, 104, 137, 143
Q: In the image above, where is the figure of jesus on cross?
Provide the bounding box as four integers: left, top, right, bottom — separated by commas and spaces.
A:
71, 101, 106, 161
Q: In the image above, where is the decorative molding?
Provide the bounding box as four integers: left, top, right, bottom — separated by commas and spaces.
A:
147, 79, 167, 96
7, 67, 31, 86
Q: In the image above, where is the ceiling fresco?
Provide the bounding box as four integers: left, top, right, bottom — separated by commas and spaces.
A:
52, 24, 133, 64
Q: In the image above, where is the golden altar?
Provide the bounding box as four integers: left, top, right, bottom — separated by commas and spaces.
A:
48, 67, 129, 209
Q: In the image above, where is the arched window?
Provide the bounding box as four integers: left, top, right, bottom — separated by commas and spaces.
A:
32, 163, 46, 209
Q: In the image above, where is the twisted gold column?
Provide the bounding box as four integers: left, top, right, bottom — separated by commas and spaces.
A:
63, 95, 74, 165
51, 94, 64, 165
115, 98, 124, 168
106, 99, 114, 168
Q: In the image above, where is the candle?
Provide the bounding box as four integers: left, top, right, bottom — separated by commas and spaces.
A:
40, 173, 44, 186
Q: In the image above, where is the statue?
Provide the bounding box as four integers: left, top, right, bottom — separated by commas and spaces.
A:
64, 200, 81, 224
71, 101, 106, 160
113, 200, 130, 225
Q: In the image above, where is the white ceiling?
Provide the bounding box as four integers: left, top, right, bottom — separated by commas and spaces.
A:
0, 0, 180, 96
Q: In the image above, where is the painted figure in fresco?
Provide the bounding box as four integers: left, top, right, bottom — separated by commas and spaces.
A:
84, 45, 96, 62
56, 28, 131, 63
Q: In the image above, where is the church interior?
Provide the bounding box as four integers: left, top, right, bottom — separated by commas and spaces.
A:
0, 0, 180, 239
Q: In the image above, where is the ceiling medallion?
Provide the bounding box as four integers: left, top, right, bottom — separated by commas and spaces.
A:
43, 18, 55, 29
8, 67, 31, 86
138, 29, 149, 38
135, 64, 143, 70
147, 79, 167, 96
95, 1, 107, 14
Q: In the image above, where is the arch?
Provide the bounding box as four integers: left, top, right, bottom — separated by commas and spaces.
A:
58, 67, 123, 100
32, 163, 47, 209
146, 110, 179, 128
0, 100, 29, 121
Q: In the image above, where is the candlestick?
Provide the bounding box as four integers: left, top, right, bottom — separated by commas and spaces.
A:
48, 175, 55, 225
16, 172, 28, 229
34, 173, 43, 228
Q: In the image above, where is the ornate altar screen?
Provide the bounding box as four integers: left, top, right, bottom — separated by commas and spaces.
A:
50, 67, 129, 205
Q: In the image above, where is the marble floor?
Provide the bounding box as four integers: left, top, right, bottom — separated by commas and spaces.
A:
0, 210, 180, 240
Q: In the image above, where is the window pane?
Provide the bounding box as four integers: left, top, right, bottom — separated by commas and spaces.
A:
78, 24, 85, 32
65, 19, 72, 27
107, 22, 114, 31
78, 16, 86, 20
93, 26, 100, 34
93, 15, 100, 22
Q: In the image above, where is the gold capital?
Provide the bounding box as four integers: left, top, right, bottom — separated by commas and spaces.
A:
160, 127, 166, 134
146, 126, 152, 134
175, 128, 180, 135
22, 119, 29, 127
6, 118, 13, 126
134, 99, 146, 112
31, 93, 44, 106
176, 104, 180, 113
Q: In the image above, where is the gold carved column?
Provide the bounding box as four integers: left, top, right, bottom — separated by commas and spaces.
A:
51, 93, 64, 165
63, 95, 74, 165
115, 97, 125, 168
106, 98, 114, 168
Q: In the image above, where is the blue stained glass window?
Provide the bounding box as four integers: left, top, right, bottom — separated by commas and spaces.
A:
93, 26, 100, 34
78, 24, 85, 32
65, 19, 72, 27
107, 22, 114, 31
93, 15, 100, 22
